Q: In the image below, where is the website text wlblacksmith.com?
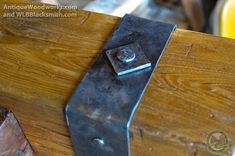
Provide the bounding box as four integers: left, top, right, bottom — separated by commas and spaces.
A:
3, 4, 78, 11
3, 4, 78, 18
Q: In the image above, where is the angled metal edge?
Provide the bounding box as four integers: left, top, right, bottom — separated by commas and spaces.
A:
65, 14, 176, 156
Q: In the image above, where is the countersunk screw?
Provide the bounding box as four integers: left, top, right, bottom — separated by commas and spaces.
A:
91, 137, 105, 146
16, 151, 24, 156
117, 48, 135, 63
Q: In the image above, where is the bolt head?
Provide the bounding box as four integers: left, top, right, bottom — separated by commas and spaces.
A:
117, 48, 135, 63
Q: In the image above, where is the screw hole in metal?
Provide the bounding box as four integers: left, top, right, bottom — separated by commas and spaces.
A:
106, 50, 111, 54
91, 137, 105, 146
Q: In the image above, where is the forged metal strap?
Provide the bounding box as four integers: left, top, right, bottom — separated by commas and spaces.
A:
66, 14, 176, 156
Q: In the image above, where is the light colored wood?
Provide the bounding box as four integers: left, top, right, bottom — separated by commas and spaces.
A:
0, 1, 235, 156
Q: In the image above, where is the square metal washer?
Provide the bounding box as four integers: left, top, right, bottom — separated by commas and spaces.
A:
106, 43, 151, 76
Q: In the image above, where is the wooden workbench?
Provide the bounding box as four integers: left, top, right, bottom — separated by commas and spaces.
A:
0, 1, 234, 155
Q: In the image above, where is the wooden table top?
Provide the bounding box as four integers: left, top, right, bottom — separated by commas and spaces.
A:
0, 1, 235, 155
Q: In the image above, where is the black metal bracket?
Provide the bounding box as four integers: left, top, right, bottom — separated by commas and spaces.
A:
65, 14, 176, 156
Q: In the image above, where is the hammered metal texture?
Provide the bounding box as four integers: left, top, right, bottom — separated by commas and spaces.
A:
66, 14, 176, 156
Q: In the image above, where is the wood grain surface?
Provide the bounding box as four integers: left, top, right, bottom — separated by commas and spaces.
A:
0, 1, 235, 156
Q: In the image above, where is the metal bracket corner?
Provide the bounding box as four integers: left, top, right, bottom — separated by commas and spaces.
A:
66, 14, 176, 156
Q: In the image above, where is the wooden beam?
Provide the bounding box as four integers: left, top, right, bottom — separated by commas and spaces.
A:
0, 1, 234, 155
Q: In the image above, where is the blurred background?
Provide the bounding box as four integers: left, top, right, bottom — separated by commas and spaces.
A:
31, 0, 235, 39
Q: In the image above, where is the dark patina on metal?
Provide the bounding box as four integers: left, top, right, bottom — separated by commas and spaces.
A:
106, 43, 151, 76
65, 14, 176, 156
